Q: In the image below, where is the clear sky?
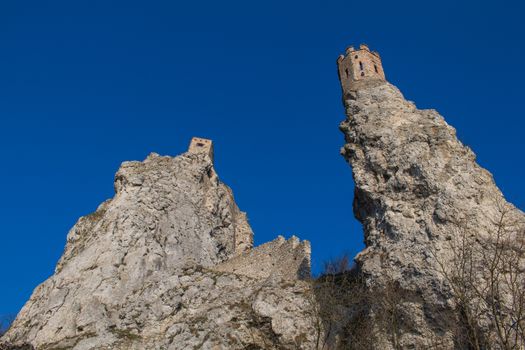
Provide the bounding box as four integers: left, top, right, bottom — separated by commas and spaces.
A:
0, 0, 524, 320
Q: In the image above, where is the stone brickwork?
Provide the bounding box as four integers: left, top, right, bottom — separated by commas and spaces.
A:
212, 236, 311, 280
188, 137, 214, 161
337, 43, 385, 95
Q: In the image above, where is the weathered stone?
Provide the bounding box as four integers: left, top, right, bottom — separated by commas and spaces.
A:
213, 235, 311, 280
339, 79, 525, 348
1, 149, 315, 349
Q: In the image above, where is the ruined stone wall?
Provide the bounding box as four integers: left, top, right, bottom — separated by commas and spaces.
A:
213, 236, 311, 280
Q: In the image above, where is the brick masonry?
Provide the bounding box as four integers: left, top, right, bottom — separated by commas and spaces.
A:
337, 44, 386, 95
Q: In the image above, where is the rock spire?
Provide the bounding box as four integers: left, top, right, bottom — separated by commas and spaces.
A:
1, 142, 314, 349
338, 45, 525, 348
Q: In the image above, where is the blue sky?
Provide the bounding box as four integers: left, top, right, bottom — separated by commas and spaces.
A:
0, 0, 523, 319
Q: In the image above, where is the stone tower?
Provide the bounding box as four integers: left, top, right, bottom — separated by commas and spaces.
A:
337, 44, 385, 95
188, 137, 214, 161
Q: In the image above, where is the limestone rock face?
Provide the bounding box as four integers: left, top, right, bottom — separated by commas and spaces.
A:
339, 81, 525, 348
2, 152, 316, 349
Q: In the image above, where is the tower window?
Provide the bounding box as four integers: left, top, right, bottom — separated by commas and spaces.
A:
359, 61, 364, 70
197, 143, 205, 147
354, 55, 358, 59
374, 65, 379, 73
345, 69, 349, 78
361, 72, 365, 77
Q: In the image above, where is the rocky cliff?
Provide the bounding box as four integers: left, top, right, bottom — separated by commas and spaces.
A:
1, 149, 316, 350
339, 79, 525, 348
3, 47, 524, 350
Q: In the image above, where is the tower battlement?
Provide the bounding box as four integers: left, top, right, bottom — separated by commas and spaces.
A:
345, 44, 381, 58
337, 43, 385, 94
188, 137, 214, 161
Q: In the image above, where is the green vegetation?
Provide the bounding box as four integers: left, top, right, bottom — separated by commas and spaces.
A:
110, 328, 141, 341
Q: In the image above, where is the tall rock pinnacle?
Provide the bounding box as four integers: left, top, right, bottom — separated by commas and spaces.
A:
338, 44, 524, 348
2, 140, 314, 349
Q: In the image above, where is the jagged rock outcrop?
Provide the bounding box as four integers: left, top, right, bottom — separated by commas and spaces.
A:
1, 150, 316, 349
4, 46, 524, 350
339, 80, 525, 348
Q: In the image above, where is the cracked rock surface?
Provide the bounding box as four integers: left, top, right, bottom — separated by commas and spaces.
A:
340, 81, 524, 348
2, 152, 317, 349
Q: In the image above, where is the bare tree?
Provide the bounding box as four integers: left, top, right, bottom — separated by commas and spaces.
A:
308, 254, 408, 350
323, 254, 352, 276
433, 200, 525, 349
307, 254, 356, 349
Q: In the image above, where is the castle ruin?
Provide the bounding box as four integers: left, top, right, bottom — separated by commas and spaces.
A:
337, 44, 385, 95
188, 136, 311, 281
188, 137, 214, 161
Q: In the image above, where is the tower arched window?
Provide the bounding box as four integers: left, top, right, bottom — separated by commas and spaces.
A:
374, 65, 379, 73
345, 69, 349, 78
359, 61, 364, 70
